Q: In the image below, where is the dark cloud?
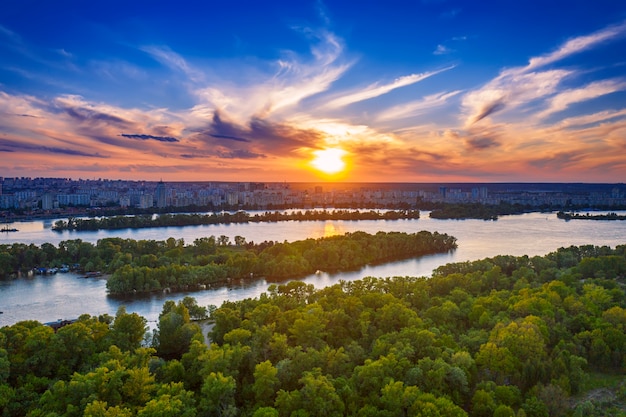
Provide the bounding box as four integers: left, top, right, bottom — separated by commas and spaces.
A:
121, 133, 179, 142
0, 138, 108, 158
209, 111, 249, 142
58, 104, 130, 127
466, 137, 500, 150
180, 148, 266, 159
217, 149, 266, 159
191, 110, 323, 156
2, 113, 40, 118
472, 98, 505, 124
210, 133, 250, 142
247, 117, 323, 151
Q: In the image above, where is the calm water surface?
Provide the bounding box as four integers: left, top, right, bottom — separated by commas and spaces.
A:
1, 211, 625, 327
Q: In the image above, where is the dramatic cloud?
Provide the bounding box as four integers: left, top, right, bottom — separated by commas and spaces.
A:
193, 28, 351, 123
462, 69, 572, 126
1, 9, 625, 182
120, 133, 179, 142
462, 22, 626, 129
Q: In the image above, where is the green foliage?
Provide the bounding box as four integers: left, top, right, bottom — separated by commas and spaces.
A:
2, 244, 626, 416
51, 209, 421, 231
152, 301, 202, 360
429, 202, 528, 220
1, 232, 457, 296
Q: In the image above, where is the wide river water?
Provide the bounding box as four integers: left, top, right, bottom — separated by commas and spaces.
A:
1, 210, 625, 327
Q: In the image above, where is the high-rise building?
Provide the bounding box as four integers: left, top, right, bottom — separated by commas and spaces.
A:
155, 181, 167, 208
42, 193, 55, 210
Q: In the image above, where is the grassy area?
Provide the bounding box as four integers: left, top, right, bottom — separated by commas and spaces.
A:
572, 372, 626, 416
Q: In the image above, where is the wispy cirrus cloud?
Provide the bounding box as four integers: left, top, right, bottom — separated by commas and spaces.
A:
2, 10, 626, 182
376, 90, 462, 122
141, 45, 205, 83
0, 137, 107, 158
552, 108, 626, 129
462, 21, 626, 127
322, 65, 455, 110
535, 78, 626, 120
462, 69, 572, 125
193, 29, 351, 123
0, 24, 22, 43
525, 21, 626, 71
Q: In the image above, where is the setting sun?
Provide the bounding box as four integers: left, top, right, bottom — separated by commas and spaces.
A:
310, 148, 347, 175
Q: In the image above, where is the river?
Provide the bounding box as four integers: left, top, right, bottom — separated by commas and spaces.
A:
1, 211, 625, 327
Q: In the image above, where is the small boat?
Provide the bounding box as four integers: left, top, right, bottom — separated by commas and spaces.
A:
0, 225, 18, 232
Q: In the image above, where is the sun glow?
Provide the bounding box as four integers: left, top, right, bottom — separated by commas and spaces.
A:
310, 148, 347, 175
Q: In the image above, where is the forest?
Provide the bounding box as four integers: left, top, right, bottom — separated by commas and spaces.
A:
428, 203, 529, 220
1, 244, 626, 416
557, 211, 626, 221
50, 210, 421, 232
0, 231, 457, 296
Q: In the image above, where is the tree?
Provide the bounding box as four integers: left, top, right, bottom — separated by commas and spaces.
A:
84, 400, 133, 417
153, 301, 202, 359
110, 306, 148, 351
137, 382, 196, 417
253, 360, 279, 407
198, 372, 238, 417
181, 296, 208, 321
275, 369, 344, 417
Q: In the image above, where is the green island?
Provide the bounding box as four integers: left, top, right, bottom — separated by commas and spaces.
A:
0, 231, 457, 296
428, 203, 529, 220
557, 211, 626, 221
2, 244, 626, 416
50, 209, 420, 232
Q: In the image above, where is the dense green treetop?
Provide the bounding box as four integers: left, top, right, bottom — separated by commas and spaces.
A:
428, 203, 529, 220
2, 244, 626, 416
51, 209, 420, 232
0, 231, 457, 296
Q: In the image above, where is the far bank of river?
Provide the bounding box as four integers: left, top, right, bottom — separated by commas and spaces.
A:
1, 211, 625, 327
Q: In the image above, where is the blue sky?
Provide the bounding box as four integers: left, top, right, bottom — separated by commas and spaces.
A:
1, 0, 625, 182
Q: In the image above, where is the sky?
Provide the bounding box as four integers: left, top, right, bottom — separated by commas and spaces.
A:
1, 0, 626, 183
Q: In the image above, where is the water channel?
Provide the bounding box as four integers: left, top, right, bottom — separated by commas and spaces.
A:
1, 211, 625, 327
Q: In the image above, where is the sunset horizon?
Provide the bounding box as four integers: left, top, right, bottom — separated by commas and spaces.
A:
1, 1, 625, 183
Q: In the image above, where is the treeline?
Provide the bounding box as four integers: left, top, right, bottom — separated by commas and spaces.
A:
51, 209, 420, 232
107, 230, 456, 295
0, 231, 457, 296
2, 244, 626, 416
429, 203, 529, 220
557, 211, 626, 221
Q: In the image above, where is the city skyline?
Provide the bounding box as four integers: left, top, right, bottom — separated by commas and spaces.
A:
1, 1, 625, 183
